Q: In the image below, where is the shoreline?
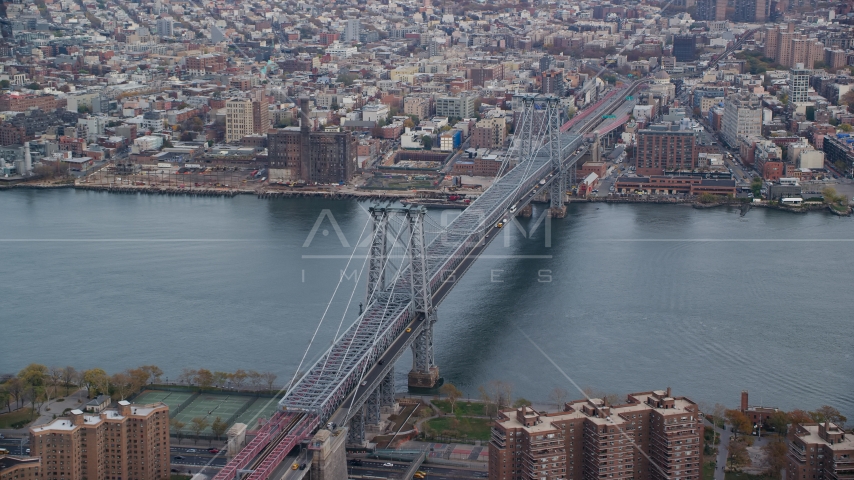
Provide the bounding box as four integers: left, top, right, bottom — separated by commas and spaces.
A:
2, 181, 851, 216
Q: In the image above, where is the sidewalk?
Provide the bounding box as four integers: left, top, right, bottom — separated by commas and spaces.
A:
400, 439, 489, 467
706, 418, 731, 480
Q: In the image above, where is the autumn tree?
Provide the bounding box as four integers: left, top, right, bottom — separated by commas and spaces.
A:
260, 372, 277, 391
810, 405, 847, 429
110, 372, 132, 400
196, 369, 214, 389
513, 398, 532, 408
728, 438, 750, 469
189, 417, 210, 444
725, 409, 753, 437
478, 380, 513, 419
231, 370, 248, 389
5, 377, 25, 409
127, 368, 150, 394
48, 366, 64, 397
247, 370, 262, 390
139, 365, 163, 385
61, 366, 78, 393
788, 409, 812, 427
83, 368, 110, 398
440, 383, 463, 414
766, 410, 790, 435
213, 371, 230, 387
177, 368, 198, 386
211, 416, 228, 440
763, 438, 788, 478
172, 419, 186, 441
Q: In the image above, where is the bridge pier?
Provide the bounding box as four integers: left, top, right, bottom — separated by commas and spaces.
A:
517, 204, 533, 218
309, 428, 348, 480
408, 313, 440, 389
380, 369, 397, 414
348, 409, 365, 446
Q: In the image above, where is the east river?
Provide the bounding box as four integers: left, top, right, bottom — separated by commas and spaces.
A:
2, 189, 852, 417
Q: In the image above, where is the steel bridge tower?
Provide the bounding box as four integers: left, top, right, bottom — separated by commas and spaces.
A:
406, 207, 439, 390
546, 96, 567, 218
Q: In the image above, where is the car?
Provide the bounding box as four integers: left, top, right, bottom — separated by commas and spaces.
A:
186, 449, 197, 453
383, 463, 394, 467
25, 449, 30, 454
174, 456, 185, 460
292, 463, 299, 470
350, 459, 363, 466
405, 327, 412, 333
593, 189, 599, 193
378, 359, 384, 365
361, 380, 367, 386
208, 448, 219, 454
496, 222, 504, 228
171, 469, 178, 473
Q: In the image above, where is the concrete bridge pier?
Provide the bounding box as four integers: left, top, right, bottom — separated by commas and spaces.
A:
517, 204, 533, 218
407, 317, 440, 389
380, 369, 398, 415
549, 205, 567, 218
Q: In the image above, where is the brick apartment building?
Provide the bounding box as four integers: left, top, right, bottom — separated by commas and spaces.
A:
185, 54, 226, 75
786, 422, 853, 480
0, 457, 40, 480
489, 389, 704, 480
635, 125, 697, 176
0, 93, 58, 112
471, 118, 506, 149
30, 401, 170, 480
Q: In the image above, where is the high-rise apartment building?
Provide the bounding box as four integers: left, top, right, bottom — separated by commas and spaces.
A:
469, 65, 505, 87
635, 124, 698, 175
403, 96, 432, 121
541, 70, 565, 96
734, 0, 767, 22
489, 389, 704, 480
156, 17, 174, 37
697, 0, 726, 20
786, 422, 853, 480
268, 98, 357, 184
343, 19, 361, 43
764, 24, 824, 68
722, 94, 762, 148
225, 94, 269, 143
0, 457, 40, 480
29, 401, 170, 480
789, 66, 810, 104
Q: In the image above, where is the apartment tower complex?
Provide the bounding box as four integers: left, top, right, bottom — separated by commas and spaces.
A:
29, 401, 170, 480
635, 124, 698, 175
489, 389, 704, 480
786, 422, 853, 480
722, 94, 762, 148
225, 94, 269, 143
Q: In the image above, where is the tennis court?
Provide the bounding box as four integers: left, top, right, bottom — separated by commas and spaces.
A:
232, 398, 280, 430
172, 395, 251, 434
133, 390, 194, 411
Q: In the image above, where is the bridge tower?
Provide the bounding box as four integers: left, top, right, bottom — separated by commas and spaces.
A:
406, 207, 440, 389
547, 96, 567, 219
366, 206, 388, 297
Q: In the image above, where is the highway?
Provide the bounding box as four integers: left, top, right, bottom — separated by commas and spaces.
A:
348, 459, 487, 479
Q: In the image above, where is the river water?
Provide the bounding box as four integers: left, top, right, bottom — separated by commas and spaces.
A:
2, 189, 852, 417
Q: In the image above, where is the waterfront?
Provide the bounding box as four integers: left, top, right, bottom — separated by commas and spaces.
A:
2, 189, 853, 417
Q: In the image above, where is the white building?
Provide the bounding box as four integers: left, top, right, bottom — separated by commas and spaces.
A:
156, 17, 174, 37
361, 104, 389, 123
722, 94, 762, 148
325, 42, 358, 58
343, 18, 361, 42
789, 65, 810, 104
134, 135, 164, 151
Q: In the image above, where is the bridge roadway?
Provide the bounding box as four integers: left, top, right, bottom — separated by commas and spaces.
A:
212, 80, 644, 480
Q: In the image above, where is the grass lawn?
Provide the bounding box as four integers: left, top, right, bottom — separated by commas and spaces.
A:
424, 416, 493, 442
725, 472, 775, 480
432, 400, 487, 417
171, 475, 192, 480
703, 461, 716, 480
0, 408, 36, 429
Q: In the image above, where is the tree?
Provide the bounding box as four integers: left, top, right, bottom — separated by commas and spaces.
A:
751, 176, 763, 197
841, 90, 854, 112
189, 417, 210, 444
260, 372, 277, 391
0, 388, 10, 413
840, 123, 853, 133
513, 398, 532, 408
763, 438, 788, 478
231, 369, 248, 389
0, 79, 9, 89
61, 366, 78, 393
48, 366, 64, 398
5, 378, 25, 409
725, 409, 753, 437
810, 405, 847, 429
139, 365, 163, 385
211, 416, 228, 440
172, 419, 186, 441
766, 410, 790, 435
728, 439, 750, 469
548, 387, 569, 410
26, 83, 42, 90
213, 371, 230, 388
440, 383, 463, 414
788, 409, 812, 426
19, 364, 48, 388
421, 135, 433, 150
110, 372, 132, 400
247, 370, 262, 390
177, 368, 198, 386
126, 368, 149, 394
403, 118, 415, 129
478, 381, 513, 419
82, 368, 110, 398
196, 369, 214, 389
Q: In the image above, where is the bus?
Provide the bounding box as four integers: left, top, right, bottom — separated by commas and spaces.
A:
781, 197, 803, 206
0, 448, 10, 455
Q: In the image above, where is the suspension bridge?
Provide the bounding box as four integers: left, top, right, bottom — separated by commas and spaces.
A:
211, 79, 646, 480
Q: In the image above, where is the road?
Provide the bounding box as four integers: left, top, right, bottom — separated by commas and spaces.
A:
170, 446, 229, 468
0, 438, 30, 456
348, 459, 487, 479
